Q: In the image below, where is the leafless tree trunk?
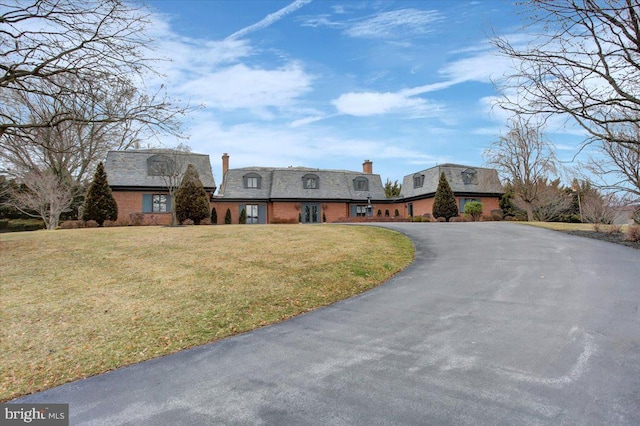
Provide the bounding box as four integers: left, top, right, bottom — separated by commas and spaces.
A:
483, 116, 560, 221
492, 1, 640, 148
8, 169, 73, 229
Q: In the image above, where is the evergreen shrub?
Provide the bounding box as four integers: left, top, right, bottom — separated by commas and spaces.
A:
464, 201, 483, 222
175, 164, 210, 225
82, 162, 118, 226
432, 172, 458, 221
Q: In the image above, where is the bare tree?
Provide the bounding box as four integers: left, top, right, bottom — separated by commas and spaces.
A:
0, 0, 186, 150
0, 76, 163, 186
581, 190, 618, 224
492, 1, 640, 148
532, 178, 573, 222
584, 125, 640, 198
484, 116, 560, 221
147, 145, 191, 226
8, 169, 73, 229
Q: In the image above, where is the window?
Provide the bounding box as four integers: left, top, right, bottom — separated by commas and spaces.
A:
245, 204, 259, 224
147, 154, 174, 176
353, 177, 369, 191
243, 173, 261, 189
413, 173, 424, 188
302, 174, 319, 189
462, 169, 478, 185
152, 194, 168, 213
356, 205, 367, 217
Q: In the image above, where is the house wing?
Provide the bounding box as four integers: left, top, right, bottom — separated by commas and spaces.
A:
269, 169, 387, 200
218, 168, 273, 199
105, 150, 216, 190
400, 164, 503, 198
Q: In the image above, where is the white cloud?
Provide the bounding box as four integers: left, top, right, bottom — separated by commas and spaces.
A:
177, 63, 313, 109
345, 8, 443, 39
440, 51, 511, 84
173, 109, 453, 183
332, 91, 439, 117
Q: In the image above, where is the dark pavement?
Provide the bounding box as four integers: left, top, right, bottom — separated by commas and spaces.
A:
16, 223, 640, 425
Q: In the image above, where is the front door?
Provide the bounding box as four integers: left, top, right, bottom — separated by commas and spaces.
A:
302, 204, 320, 223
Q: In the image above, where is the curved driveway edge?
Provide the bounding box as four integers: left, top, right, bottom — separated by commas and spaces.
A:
15, 223, 640, 425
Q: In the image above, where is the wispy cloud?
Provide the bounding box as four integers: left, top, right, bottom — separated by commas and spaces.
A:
226, 0, 313, 40
300, 8, 443, 39
345, 8, 443, 39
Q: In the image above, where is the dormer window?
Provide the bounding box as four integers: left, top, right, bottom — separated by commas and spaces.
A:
353, 176, 369, 191
243, 173, 261, 189
147, 154, 174, 176
303, 174, 319, 189
462, 168, 478, 185
413, 173, 424, 188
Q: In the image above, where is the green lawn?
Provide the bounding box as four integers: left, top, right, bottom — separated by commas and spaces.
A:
0, 225, 414, 402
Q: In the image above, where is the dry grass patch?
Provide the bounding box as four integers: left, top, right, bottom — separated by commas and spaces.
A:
521, 221, 631, 233
0, 225, 413, 401
518, 221, 596, 232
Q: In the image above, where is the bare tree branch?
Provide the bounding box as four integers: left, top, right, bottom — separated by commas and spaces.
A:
483, 115, 560, 221
0, 0, 187, 141
493, 0, 640, 147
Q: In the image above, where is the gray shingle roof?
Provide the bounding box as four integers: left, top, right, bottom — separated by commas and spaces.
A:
400, 164, 503, 199
105, 150, 216, 190
220, 167, 386, 200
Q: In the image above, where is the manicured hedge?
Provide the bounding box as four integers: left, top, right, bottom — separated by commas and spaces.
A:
0, 219, 45, 233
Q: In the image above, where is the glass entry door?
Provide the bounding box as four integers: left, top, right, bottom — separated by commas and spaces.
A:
302, 204, 320, 223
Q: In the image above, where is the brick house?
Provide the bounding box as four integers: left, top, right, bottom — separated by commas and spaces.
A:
105, 150, 503, 224
212, 154, 389, 224
105, 150, 216, 225
397, 164, 504, 219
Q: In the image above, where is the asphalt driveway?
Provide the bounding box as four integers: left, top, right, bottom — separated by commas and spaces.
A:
16, 223, 640, 425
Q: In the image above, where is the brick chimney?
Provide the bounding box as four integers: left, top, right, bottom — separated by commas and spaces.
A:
220, 153, 229, 193
362, 159, 373, 174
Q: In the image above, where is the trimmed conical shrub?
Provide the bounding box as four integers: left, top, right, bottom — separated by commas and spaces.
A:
211, 207, 218, 225
174, 163, 210, 225
432, 172, 458, 221
224, 208, 232, 224
82, 162, 118, 226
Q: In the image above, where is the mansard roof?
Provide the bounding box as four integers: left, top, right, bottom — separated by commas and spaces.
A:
105, 150, 216, 190
219, 167, 386, 201
400, 163, 503, 199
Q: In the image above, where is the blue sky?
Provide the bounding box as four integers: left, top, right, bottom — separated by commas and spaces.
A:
145, 0, 584, 186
